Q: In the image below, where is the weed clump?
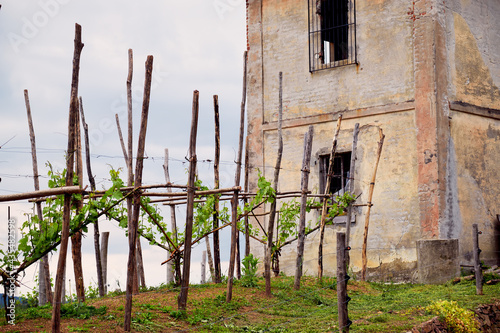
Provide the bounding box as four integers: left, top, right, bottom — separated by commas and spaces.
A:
426, 300, 479, 333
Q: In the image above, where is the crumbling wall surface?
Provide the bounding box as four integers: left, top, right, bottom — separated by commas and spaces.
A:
258, 111, 420, 281
447, 111, 500, 266
446, 0, 500, 109
258, 0, 414, 124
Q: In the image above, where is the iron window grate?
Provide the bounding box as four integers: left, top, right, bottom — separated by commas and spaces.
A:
308, 0, 357, 72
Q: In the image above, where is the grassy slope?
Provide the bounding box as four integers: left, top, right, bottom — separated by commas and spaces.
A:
0, 276, 498, 332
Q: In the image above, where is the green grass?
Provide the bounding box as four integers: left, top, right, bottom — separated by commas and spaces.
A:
0, 276, 498, 332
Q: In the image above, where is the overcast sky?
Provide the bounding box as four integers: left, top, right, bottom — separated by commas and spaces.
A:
0, 1, 246, 295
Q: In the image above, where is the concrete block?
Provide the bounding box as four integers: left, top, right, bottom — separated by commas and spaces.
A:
417, 239, 460, 284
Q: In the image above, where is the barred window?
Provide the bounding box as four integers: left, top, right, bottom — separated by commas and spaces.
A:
308, 0, 357, 72
319, 152, 352, 197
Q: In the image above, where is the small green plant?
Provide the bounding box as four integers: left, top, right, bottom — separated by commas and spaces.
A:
60, 303, 107, 319
241, 254, 259, 287
426, 300, 479, 333
68, 325, 89, 332
84, 284, 99, 300
169, 309, 187, 319
132, 311, 157, 325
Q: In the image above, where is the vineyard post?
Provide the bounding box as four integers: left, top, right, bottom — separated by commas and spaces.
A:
337, 232, 350, 333
201, 251, 206, 284
24, 89, 53, 305
163, 148, 176, 284
178, 90, 200, 311
205, 237, 215, 282
124, 55, 153, 332
473, 224, 483, 295
318, 115, 343, 282
52, 22, 83, 333
265, 72, 283, 297
80, 97, 105, 297
294, 125, 314, 290
227, 53, 247, 299
124, 48, 142, 294
213, 95, 222, 283
100, 232, 109, 294
361, 128, 385, 281
236, 51, 248, 280
345, 123, 359, 266
71, 100, 85, 302
227, 188, 240, 302
244, 136, 250, 257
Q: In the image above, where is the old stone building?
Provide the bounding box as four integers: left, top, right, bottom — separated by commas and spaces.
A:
245, 0, 500, 282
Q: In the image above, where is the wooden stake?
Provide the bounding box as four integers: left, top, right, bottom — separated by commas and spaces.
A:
294, 126, 314, 290
177, 90, 200, 311
213, 95, 222, 283
163, 148, 178, 284
361, 128, 385, 281
318, 115, 343, 281
244, 136, 251, 257
71, 99, 85, 302
124, 48, 140, 295
265, 72, 283, 297
473, 224, 483, 295
100, 232, 109, 294
24, 89, 52, 305
345, 123, 359, 266
201, 251, 206, 284
52, 22, 83, 333
337, 232, 350, 333
124, 55, 153, 332
115, 114, 128, 162
136, 238, 146, 288
205, 237, 215, 282
79, 97, 105, 297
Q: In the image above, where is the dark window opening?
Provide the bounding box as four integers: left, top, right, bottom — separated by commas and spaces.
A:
319, 152, 352, 197
308, 0, 357, 72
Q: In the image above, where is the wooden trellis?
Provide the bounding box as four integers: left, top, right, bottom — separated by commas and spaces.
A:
0, 22, 388, 333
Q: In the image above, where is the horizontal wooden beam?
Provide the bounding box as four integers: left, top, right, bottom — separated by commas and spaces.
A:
0, 186, 83, 202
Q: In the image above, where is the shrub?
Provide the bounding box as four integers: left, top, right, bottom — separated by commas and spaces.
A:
241, 254, 259, 288
426, 300, 479, 333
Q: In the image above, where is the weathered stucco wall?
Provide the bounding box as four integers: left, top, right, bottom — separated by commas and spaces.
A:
259, 0, 414, 124
445, 1, 500, 110
246, 0, 500, 281
447, 111, 500, 266
251, 111, 421, 281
